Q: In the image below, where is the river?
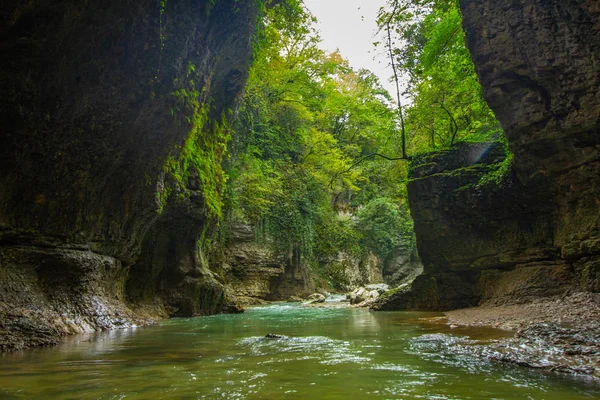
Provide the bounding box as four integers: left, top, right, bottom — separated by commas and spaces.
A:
1, 300, 599, 399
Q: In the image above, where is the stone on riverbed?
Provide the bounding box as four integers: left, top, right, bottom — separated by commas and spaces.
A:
365, 284, 390, 294
410, 322, 600, 379
265, 333, 288, 340
347, 286, 387, 306
347, 287, 366, 305
304, 293, 327, 304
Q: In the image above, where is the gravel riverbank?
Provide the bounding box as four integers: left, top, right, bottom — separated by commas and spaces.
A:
444, 292, 600, 379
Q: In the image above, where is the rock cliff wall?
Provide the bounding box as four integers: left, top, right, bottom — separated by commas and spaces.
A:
382, 245, 423, 288
376, 0, 599, 311
460, 0, 600, 290
321, 246, 421, 292
319, 251, 382, 292
0, 0, 257, 350
374, 142, 561, 310
222, 223, 314, 304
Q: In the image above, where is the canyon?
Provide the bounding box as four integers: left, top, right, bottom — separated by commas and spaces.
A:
0, 0, 598, 354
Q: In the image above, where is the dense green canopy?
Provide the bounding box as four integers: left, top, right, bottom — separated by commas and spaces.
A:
221, 0, 502, 286
376, 0, 502, 152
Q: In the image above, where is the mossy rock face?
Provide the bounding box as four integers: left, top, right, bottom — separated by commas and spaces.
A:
392, 139, 576, 310
408, 142, 506, 180
377, 0, 600, 312
408, 141, 555, 273
461, 0, 600, 282
0, 0, 258, 348
1, 0, 256, 252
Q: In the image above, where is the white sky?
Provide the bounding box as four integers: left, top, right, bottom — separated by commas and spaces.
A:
303, 0, 396, 98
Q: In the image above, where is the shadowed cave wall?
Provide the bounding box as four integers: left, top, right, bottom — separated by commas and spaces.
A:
0, 0, 258, 350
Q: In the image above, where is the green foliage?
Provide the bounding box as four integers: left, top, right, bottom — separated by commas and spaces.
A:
163, 89, 230, 218
186, 62, 196, 76
355, 198, 414, 259
377, 0, 504, 153
225, 1, 409, 267
477, 138, 514, 187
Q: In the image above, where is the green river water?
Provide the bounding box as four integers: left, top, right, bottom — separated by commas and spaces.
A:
1, 300, 599, 399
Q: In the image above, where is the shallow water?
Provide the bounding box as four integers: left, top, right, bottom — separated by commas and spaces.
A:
1, 302, 599, 399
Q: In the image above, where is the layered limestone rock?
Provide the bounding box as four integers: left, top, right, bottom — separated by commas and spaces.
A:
319, 246, 422, 293
0, 0, 257, 350
320, 251, 382, 292
222, 223, 314, 304
376, 0, 599, 311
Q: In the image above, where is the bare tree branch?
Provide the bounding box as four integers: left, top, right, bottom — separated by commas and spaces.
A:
384, 2, 407, 159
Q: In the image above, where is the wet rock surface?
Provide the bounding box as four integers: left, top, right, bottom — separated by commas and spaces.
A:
415, 323, 600, 379
0, 245, 155, 351
484, 323, 600, 377
304, 293, 327, 304
439, 292, 600, 378
264, 333, 288, 340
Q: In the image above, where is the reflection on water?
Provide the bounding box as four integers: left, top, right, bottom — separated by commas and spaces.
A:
0, 302, 599, 399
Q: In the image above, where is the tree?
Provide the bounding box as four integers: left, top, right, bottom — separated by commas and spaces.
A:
225, 1, 407, 263
376, 0, 502, 154
355, 197, 413, 259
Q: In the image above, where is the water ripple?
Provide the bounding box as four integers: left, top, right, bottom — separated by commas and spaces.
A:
238, 335, 371, 366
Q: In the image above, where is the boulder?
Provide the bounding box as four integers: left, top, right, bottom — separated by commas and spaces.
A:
348, 287, 367, 305
304, 293, 327, 304
365, 284, 390, 294
348, 287, 383, 306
